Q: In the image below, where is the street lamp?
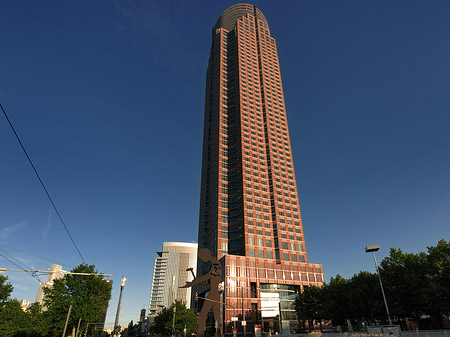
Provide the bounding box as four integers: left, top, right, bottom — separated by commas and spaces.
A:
172, 306, 177, 337
365, 245, 393, 325
84, 322, 104, 337
114, 276, 127, 331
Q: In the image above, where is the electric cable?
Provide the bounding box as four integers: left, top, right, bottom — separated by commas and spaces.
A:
0, 103, 85, 263
0, 252, 42, 282
0, 244, 73, 269
0, 248, 42, 282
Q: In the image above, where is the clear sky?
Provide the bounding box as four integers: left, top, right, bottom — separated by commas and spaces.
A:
1, 0, 449, 330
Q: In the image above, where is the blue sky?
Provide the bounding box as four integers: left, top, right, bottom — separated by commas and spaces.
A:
1, 0, 450, 329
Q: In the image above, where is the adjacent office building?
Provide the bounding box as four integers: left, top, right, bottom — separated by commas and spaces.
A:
34, 263, 111, 327
148, 242, 198, 315
19, 299, 31, 310
197, 4, 324, 334
35, 264, 64, 306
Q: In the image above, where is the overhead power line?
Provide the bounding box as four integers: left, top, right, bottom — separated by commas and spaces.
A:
0, 244, 73, 269
0, 103, 85, 263
0, 252, 41, 282
0, 248, 43, 282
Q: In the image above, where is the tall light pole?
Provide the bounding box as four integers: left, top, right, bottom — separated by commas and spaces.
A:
365, 245, 393, 325
62, 304, 72, 337
114, 276, 127, 331
172, 306, 177, 337
241, 287, 246, 337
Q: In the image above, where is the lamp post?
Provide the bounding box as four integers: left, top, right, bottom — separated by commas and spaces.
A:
172, 306, 177, 337
241, 287, 246, 337
84, 323, 104, 337
365, 245, 393, 325
114, 276, 127, 331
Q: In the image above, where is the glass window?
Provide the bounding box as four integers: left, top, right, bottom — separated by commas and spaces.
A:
221, 242, 228, 251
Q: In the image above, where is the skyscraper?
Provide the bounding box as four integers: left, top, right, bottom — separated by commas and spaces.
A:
148, 242, 198, 315
35, 264, 64, 306
197, 4, 324, 334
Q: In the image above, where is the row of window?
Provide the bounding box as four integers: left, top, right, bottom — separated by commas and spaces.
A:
238, 20, 255, 33
243, 157, 266, 167
246, 212, 270, 220
248, 228, 271, 235
242, 127, 263, 139
262, 66, 281, 83
267, 108, 286, 123
247, 220, 270, 227
243, 120, 263, 131
218, 216, 302, 233
247, 234, 303, 249
248, 237, 271, 246
247, 248, 306, 263
249, 248, 272, 259
261, 55, 279, 71
246, 196, 269, 205
267, 116, 287, 130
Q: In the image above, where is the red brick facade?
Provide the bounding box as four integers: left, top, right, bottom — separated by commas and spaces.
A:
198, 4, 324, 334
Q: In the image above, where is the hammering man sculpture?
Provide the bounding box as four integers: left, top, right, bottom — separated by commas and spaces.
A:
182, 248, 222, 337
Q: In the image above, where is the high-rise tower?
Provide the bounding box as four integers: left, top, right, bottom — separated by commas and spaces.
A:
198, 4, 324, 334
148, 242, 198, 315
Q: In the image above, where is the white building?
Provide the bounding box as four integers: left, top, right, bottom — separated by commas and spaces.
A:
148, 242, 198, 315
35, 264, 64, 306
20, 299, 31, 310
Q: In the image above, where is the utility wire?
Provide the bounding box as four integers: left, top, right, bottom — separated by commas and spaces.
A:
0, 252, 42, 282
0, 244, 73, 269
1, 103, 85, 263
0, 248, 42, 282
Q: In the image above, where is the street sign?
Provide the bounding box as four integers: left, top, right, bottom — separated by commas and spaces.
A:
231, 317, 238, 321
241, 321, 246, 326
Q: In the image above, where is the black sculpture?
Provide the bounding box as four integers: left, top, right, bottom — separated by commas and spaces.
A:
182, 248, 222, 337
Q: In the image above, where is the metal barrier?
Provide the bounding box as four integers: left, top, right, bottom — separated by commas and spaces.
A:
284, 331, 450, 337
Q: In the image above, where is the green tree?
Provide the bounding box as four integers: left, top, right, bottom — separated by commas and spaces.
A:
295, 289, 308, 331
322, 275, 350, 329
0, 299, 34, 337
42, 263, 112, 337
293, 240, 450, 331
151, 300, 197, 337
347, 271, 383, 323
28, 302, 47, 336
0, 275, 34, 337
296, 285, 325, 331
424, 239, 450, 325
0, 275, 14, 302
380, 247, 428, 322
